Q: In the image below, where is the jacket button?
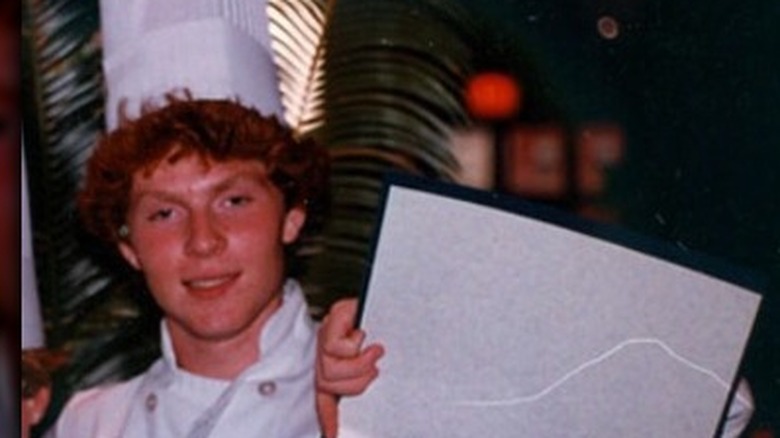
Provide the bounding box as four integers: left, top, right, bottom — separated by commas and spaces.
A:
145, 393, 158, 412
258, 381, 276, 396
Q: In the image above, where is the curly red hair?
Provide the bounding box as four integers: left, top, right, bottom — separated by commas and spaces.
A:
78, 96, 329, 244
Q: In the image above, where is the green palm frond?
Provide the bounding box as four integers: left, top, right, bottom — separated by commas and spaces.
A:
23, 0, 102, 347
22, 0, 158, 427
301, 0, 477, 309
267, 0, 330, 137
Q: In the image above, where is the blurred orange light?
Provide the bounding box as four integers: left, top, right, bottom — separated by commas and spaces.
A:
465, 72, 522, 120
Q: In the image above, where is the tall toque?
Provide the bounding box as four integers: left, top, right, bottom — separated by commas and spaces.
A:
100, 0, 283, 130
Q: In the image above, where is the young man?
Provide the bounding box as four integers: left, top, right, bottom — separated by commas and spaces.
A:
48, 96, 381, 437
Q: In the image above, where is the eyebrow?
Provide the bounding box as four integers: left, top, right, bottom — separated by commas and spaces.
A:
132, 169, 271, 205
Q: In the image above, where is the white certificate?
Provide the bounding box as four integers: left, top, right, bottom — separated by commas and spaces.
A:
340, 175, 762, 438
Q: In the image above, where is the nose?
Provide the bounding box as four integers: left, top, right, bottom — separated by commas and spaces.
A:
185, 210, 226, 257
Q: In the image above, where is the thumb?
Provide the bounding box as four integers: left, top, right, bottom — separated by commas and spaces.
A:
317, 391, 340, 438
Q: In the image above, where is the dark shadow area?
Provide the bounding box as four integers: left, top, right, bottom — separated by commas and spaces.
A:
460, 0, 780, 434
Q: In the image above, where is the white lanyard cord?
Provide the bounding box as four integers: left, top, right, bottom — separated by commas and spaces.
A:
185, 374, 248, 438
120, 362, 248, 438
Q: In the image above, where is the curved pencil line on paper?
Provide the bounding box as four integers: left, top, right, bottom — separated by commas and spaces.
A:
453, 338, 751, 408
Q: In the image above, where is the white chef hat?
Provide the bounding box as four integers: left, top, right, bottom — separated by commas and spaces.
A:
100, 0, 283, 131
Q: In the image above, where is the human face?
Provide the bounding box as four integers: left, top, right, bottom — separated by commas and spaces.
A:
118, 154, 306, 346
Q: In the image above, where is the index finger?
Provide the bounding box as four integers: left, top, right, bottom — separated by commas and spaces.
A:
320, 298, 363, 356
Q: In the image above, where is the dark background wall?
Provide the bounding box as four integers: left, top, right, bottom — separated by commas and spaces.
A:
460, 0, 780, 432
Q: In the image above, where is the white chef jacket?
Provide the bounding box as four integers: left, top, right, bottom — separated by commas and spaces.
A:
48, 279, 319, 438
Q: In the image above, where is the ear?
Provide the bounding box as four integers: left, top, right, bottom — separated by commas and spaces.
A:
118, 239, 142, 270
282, 205, 307, 244
25, 385, 51, 426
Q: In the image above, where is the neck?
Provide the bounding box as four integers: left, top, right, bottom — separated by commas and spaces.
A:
166, 296, 283, 380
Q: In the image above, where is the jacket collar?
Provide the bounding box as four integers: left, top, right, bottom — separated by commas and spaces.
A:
157, 279, 316, 384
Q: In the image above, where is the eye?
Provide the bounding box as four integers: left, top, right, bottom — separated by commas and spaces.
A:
148, 208, 175, 222
224, 194, 252, 208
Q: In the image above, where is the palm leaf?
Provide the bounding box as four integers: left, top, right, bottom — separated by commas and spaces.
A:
267, 0, 330, 137
300, 0, 477, 310
22, 0, 158, 429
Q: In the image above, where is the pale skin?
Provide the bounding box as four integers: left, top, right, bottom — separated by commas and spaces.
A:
118, 153, 305, 379
117, 150, 383, 436
316, 299, 385, 437
22, 386, 51, 438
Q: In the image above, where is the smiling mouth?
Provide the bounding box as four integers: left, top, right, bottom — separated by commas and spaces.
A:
183, 273, 240, 297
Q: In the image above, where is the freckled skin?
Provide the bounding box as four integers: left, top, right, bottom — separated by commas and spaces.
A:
118, 155, 305, 377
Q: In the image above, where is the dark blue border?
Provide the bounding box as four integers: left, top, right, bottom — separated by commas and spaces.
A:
355, 171, 766, 326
